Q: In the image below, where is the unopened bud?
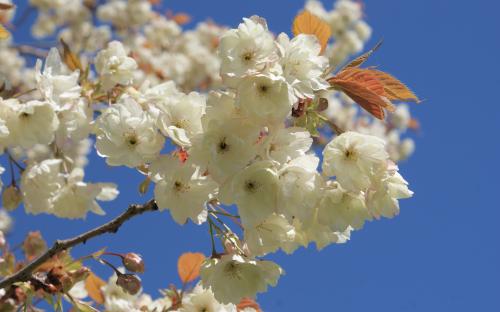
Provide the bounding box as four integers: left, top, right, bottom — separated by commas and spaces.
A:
116, 273, 141, 295
2, 185, 22, 211
22, 231, 47, 260
60, 274, 74, 293
123, 253, 144, 273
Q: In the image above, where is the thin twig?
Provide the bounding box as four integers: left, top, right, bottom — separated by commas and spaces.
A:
0, 199, 158, 290
316, 113, 345, 135
208, 219, 216, 257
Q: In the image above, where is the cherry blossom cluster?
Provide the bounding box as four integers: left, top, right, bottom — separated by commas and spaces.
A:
0, 0, 418, 309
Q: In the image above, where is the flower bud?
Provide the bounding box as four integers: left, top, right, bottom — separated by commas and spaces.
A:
22, 231, 47, 260
60, 274, 74, 293
2, 185, 22, 211
123, 253, 144, 273
116, 273, 141, 295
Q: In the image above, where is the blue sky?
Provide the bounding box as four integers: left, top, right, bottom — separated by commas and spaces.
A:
4, 0, 500, 311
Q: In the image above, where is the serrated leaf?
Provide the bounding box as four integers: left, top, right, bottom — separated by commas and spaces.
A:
329, 79, 387, 120
334, 68, 387, 97
370, 69, 420, 103
292, 11, 331, 53
177, 252, 205, 284
342, 40, 383, 70
60, 39, 82, 72
0, 24, 10, 40
84, 273, 106, 305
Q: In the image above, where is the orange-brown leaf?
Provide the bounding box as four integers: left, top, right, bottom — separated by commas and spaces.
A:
177, 252, 205, 284
292, 11, 331, 53
85, 273, 106, 305
0, 3, 14, 10
335, 68, 386, 97
342, 40, 383, 70
60, 39, 82, 72
329, 78, 388, 120
0, 24, 10, 40
370, 69, 420, 103
172, 13, 191, 25
237, 298, 262, 312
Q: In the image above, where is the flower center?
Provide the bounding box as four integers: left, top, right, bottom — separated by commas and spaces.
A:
19, 112, 31, 119
241, 51, 255, 63
224, 261, 242, 279
244, 179, 259, 193
126, 134, 139, 148
344, 147, 357, 160
217, 137, 229, 153
257, 83, 269, 95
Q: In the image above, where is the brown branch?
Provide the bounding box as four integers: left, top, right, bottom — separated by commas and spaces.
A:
0, 199, 158, 290
14, 45, 49, 58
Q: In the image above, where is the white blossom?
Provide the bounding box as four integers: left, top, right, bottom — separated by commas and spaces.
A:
1, 99, 59, 148
51, 168, 118, 219
219, 17, 276, 87
21, 159, 64, 215
152, 155, 217, 225
200, 254, 283, 304
322, 131, 389, 192
367, 170, 413, 219
259, 127, 313, 165
180, 283, 237, 312
190, 119, 260, 184
95, 41, 138, 91
277, 33, 329, 98
244, 213, 296, 256
236, 73, 295, 126
219, 161, 279, 227
95, 96, 164, 167
35, 48, 81, 110
317, 181, 371, 232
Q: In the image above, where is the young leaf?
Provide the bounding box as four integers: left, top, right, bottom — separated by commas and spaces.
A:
177, 252, 205, 284
292, 11, 331, 53
91, 247, 107, 260
0, 24, 10, 40
342, 40, 383, 70
60, 39, 83, 72
329, 66, 397, 119
334, 67, 387, 97
329, 79, 387, 120
84, 273, 106, 305
370, 69, 420, 103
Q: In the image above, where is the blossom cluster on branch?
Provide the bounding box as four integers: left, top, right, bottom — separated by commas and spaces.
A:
0, 0, 420, 310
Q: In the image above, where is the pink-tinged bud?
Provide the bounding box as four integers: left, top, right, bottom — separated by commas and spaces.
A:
116, 273, 141, 295
2, 185, 22, 211
123, 253, 145, 273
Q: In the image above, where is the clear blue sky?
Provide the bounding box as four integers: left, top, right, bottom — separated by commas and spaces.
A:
4, 0, 500, 311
